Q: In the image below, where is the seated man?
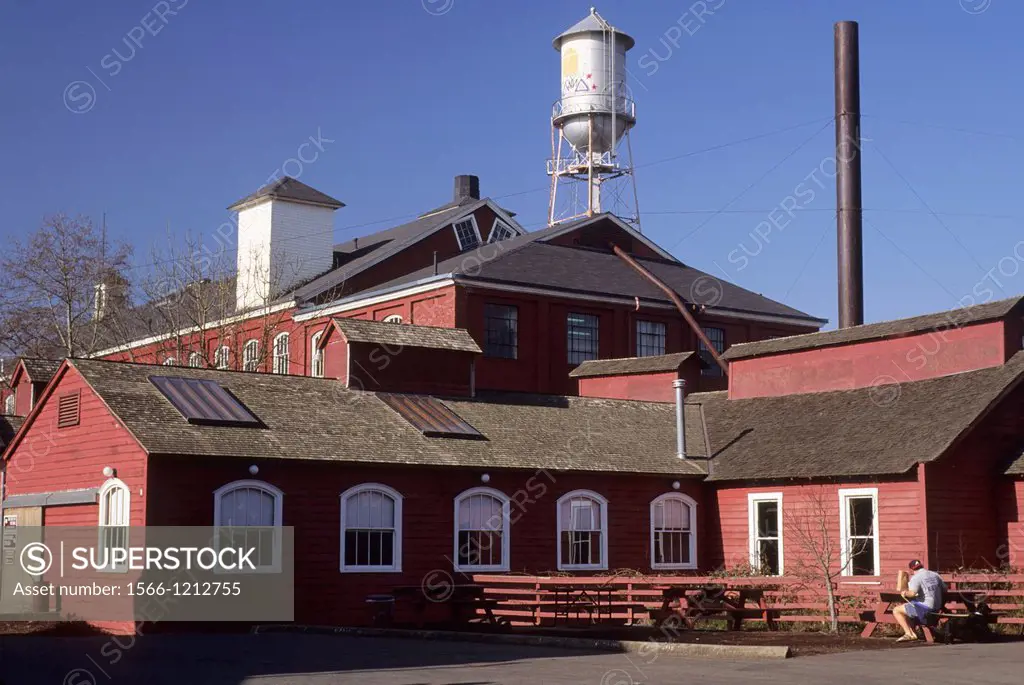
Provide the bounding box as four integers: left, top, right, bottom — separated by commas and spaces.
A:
893, 559, 945, 642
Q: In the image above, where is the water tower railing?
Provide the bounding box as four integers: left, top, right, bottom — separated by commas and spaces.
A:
551, 96, 636, 122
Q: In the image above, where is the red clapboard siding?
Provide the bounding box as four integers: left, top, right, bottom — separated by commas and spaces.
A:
997, 478, 1024, 568
708, 479, 925, 580
4, 366, 148, 528
146, 454, 706, 627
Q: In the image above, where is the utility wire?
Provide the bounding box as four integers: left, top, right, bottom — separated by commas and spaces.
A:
864, 216, 961, 304
783, 214, 835, 299
869, 142, 987, 273
862, 114, 1022, 142
666, 118, 835, 250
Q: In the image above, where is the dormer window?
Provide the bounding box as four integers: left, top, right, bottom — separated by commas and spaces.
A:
452, 217, 481, 251
488, 220, 515, 243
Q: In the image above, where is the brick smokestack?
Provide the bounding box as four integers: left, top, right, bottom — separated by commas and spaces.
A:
453, 175, 480, 202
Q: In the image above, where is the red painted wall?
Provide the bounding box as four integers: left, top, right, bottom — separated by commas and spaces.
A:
145, 454, 706, 626
925, 450, 1003, 571
13, 375, 33, 416
578, 371, 683, 404
4, 367, 148, 528
543, 221, 663, 260
461, 288, 807, 396
708, 478, 926, 583
348, 343, 474, 397
998, 479, 1024, 568
729, 321, 1008, 400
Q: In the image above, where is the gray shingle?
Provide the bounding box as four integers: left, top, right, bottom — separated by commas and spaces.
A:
333, 318, 481, 353
569, 352, 698, 378
18, 358, 62, 384
69, 360, 707, 477
0, 415, 24, 449
696, 352, 1024, 481
227, 177, 344, 211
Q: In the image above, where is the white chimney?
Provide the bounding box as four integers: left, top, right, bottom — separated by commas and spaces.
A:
673, 378, 686, 459
229, 177, 344, 311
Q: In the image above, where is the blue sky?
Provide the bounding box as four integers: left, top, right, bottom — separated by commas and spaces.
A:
1, 0, 1021, 327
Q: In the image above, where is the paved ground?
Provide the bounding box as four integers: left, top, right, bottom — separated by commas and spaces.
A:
1, 633, 1022, 685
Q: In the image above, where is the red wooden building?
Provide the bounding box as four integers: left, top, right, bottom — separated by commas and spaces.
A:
2, 295, 1022, 632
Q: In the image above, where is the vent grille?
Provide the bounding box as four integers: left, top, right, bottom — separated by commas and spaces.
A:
57, 392, 81, 428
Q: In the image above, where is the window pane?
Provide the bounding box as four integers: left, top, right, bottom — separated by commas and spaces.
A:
757, 501, 779, 537
484, 304, 518, 359
655, 531, 690, 566
636, 321, 666, 357
850, 539, 875, 576
567, 313, 599, 364
699, 327, 726, 377
562, 531, 600, 566
757, 539, 780, 575
458, 530, 502, 567
849, 497, 874, 537
454, 219, 479, 251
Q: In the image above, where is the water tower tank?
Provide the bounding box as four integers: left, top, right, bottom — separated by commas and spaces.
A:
552, 8, 636, 155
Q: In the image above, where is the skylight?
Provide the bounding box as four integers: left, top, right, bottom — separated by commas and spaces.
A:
149, 376, 261, 427
377, 393, 484, 440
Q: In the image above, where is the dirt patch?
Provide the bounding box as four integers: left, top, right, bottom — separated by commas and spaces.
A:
0, 621, 107, 637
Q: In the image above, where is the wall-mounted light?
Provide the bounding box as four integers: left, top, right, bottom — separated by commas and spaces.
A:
102, 466, 115, 478
249, 465, 260, 476
480, 473, 490, 484
671, 481, 681, 490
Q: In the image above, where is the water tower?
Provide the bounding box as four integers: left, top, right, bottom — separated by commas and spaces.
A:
547, 8, 640, 228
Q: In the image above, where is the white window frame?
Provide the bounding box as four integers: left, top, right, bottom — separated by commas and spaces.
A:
452, 216, 481, 251
98, 477, 131, 572
340, 483, 402, 573
3, 394, 14, 415
214, 345, 231, 370
187, 352, 203, 368
838, 487, 880, 577
453, 487, 511, 572
162, 357, 177, 366
272, 333, 290, 375
213, 479, 284, 574
487, 218, 515, 243
650, 493, 698, 571
242, 339, 259, 372
556, 490, 608, 571
382, 314, 403, 324
748, 492, 784, 576
310, 332, 325, 378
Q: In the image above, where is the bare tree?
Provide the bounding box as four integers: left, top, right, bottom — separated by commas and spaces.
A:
784, 486, 872, 633
0, 214, 132, 359
134, 233, 293, 370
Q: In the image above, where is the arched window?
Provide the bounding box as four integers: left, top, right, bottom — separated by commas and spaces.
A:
454, 487, 510, 571
651, 493, 698, 570
163, 357, 177, 366
98, 478, 130, 571
242, 340, 259, 372
382, 314, 403, 324
310, 331, 325, 378
214, 345, 231, 370
340, 484, 402, 572
557, 490, 608, 570
4, 394, 14, 414
272, 333, 290, 374
214, 480, 283, 572
188, 352, 203, 368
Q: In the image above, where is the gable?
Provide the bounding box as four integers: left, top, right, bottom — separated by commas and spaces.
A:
543, 218, 666, 260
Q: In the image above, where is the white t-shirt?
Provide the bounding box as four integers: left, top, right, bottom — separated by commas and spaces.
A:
909, 569, 944, 610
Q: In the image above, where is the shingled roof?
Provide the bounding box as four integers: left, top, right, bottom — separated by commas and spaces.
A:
62, 360, 707, 476
695, 351, 1024, 481
722, 296, 1024, 361
370, 226, 823, 326
330, 318, 482, 353
569, 352, 699, 378
0, 415, 24, 449
227, 177, 344, 211
1007, 449, 1024, 476
17, 358, 62, 383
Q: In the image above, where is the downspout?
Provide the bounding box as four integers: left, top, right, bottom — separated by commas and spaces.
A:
674, 379, 686, 459
610, 244, 729, 376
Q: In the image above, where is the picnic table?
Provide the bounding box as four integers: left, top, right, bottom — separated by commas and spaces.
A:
549, 584, 615, 624
651, 583, 776, 631
390, 583, 503, 628
861, 590, 988, 643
